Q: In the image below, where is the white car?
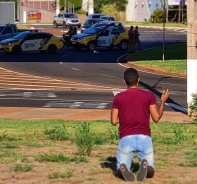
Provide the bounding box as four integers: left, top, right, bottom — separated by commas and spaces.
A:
86, 13, 105, 21
92, 21, 125, 29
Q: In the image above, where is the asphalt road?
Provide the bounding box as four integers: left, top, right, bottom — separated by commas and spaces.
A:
0, 26, 187, 113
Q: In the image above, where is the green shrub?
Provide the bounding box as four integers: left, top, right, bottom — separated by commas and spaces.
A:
13, 164, 33, 172
44, 123, 69, 141
189, 93, 197, 119
101, 4, 126, 21
48, 168, 75, 179
76, 9, 87, 14
60, 0, 82, 10
151, 9, 164, 23
108, 126, 119, 144
73, 122, 95, 156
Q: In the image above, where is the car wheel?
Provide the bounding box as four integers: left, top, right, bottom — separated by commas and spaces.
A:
73, 45, 81, 50
54, 22, 58, 28
12, 45, 22, 54
87, 41, 96, 51
63, 22, 66, 28
47, 44, 57, 54
119, 40, 128, 50
107, 44, 113, 50
40, 50, 46, 54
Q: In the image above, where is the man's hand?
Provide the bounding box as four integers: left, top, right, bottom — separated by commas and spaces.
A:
161, 89, 169, 103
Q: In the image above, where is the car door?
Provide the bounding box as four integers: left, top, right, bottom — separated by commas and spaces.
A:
97, 29, 110, 47
110, 28, 120, 44
21, 34, 39, 51
57, 14, 63, 24
1, 26, 13, 40
36, 33, 51, 50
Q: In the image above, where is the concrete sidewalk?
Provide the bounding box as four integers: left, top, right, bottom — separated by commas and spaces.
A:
0, 107, 193, 123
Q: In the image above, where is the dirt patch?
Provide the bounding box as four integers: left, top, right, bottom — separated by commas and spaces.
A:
0, 142, 197, 184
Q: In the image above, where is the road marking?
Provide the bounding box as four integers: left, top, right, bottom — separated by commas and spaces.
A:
113, 91, 121, 96
166, 103, 187, 113
0, 91, 57, 98
43, 100, 110, 109
61, 54, 70, 57
71, 67, 80, 71
0, 67, 124, 91
102, 74, 119, 78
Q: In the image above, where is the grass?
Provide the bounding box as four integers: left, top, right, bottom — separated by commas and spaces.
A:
127, 43, 187, 75
125, 21, 187, 28
0, 119, 196, 183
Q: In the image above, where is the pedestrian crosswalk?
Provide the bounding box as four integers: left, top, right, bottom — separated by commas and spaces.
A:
0, 67, 121, 92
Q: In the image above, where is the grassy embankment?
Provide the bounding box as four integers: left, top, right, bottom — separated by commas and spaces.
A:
127, 43, 187, 77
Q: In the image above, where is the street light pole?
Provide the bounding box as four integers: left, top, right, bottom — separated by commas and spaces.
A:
162, 0, 166, 61
88, 0, 94, 15
181, 0, 184, 24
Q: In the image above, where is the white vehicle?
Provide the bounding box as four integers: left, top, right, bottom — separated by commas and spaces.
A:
86, 13, 105, 21
53, 13, 81, 28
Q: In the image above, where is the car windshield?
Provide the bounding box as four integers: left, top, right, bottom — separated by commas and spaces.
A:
83, 28, 103, 34
86, 19, 102, 25
93, 21, 125, 28
13, 31, 30, 39
64, 14, 77, 18
0, 26, 5, 32
100, 17, 108, 20
92, 21, 109, 27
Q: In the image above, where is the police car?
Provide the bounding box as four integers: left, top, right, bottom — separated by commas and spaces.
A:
70, 25, 128, 51
0, 30, 64, 54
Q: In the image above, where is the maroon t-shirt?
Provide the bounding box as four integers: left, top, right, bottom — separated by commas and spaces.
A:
112, 88, 157, 139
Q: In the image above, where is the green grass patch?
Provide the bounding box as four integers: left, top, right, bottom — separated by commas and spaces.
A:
48, 168, 75, 179
125, 22, 187, 28
128, 43, 187, 75
0, 119, 196, 183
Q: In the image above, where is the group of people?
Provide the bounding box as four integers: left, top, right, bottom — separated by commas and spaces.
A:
128, 26, 142, 53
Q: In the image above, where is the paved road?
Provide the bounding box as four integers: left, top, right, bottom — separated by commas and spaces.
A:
0, 26, 187, 113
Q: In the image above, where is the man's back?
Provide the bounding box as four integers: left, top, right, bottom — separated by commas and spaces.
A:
112, 88, 156, 138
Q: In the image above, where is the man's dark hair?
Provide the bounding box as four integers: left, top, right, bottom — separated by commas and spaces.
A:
124, 68, 139, 86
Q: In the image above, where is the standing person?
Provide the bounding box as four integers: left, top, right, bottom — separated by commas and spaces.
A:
134, 26, 142, 51
110, 67, 169, 182
128, 26, 135, 53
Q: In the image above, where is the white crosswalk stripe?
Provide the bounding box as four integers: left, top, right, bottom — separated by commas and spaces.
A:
0, 67, 123, 91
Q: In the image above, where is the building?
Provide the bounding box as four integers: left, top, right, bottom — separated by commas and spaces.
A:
126, 0, 162, 22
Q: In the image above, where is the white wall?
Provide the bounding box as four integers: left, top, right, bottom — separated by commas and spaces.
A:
126, 0, 151, 22
0, 2, 15, 24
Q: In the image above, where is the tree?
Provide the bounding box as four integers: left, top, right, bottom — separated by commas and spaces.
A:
94, 0, 128, 13
101, 4, 126, 21
151, 9, 164, 23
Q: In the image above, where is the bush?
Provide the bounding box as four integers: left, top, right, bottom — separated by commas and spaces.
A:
101, 4, 126, 21
151, 9, 164, 23
76, 9, 87, 15
73, 122, 95, 156
60, 0, 82, 10
189, 93, 197, 119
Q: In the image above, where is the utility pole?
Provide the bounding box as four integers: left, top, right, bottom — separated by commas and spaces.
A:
162, 0, 166, 61
64, 0, 66, 12
56, 0, 60, 16
88, 0, 94, 15
187, 0, 197, 115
